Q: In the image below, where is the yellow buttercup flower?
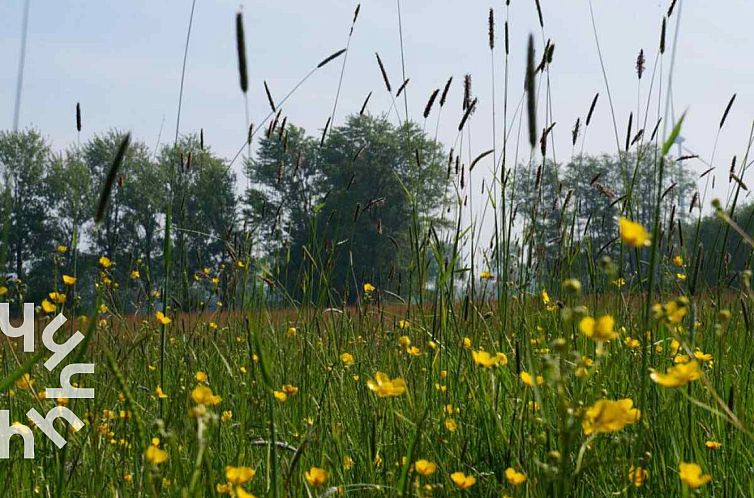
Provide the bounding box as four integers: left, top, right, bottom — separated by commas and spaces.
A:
48, 291, 66, 304
705, 440, 722, 450
273, 390, 287, 402
650, 361, 702, 388
225, 466, 255, 485
145, 445, 168, 465
0, 286, 7, 296
693, 350, 713, 362
541, 289, 550, 305
367, 372, 406, 398
398, 319, 410, 329
629, 466, 648, 487
234, 487, 255, 498
619, 217, 651, 247
673, 255, 684, 267
582, 398, 640, 435
363, 283, 376, 293
62, 275, 77, 285
624, 337, 640, 349
504, 467, 527, 486
472, 350, 499, 368
154, 385, 168, 399
444, 418, 458, 432
195, 371, 208, 383
450, 471, 476, 489
664, 298, 688, 323
678, 462, 711, 488
99, 256, 113, 268
130, 270, 140, 279
155, 311, 171, 325
414, 459, 437, 476
15, 373, 33, 390
221, 410, 233, 422
191, 385, 221, 405
480, 270, 494, 280
56, 245, 68, 253
520, 371, 544, 387
579, 315, 618, 342
304, 467, 328, 487
41, 299, 57, 314
282, 384, 298, 395
340, 352, 355, 366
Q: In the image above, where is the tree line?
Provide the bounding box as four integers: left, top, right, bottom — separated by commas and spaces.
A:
1, 113, 743, 313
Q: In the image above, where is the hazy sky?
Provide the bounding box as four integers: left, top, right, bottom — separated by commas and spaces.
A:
1, 1, 753, 216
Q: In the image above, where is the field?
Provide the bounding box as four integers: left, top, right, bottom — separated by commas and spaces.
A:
2, 0, 754, 497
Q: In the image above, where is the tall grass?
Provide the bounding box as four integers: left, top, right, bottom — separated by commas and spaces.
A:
2, 1, 754, 497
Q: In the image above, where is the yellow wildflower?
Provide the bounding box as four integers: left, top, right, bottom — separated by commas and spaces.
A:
145, 445, 168, 465
693, 350, 713, 362
191, 384, 222, 405
472, 350, 498, 368
367, 372, 406, 398
520, 371, 544, 387
304, 467, 328, 487
582, 398, 640, 435
414, 459, 437, 476
155, 311, 171, 325
541, 290, 550, 305
650, 361, 702, 388
679, 462, 711, 488
629, 466, 648, 487
226, 466, 255, 485
505, 467, 527, 486
450, 472, 476, 489
41, 299, 57, 314
619, 217, 651, 247
340, 352, 355, 366
62, 275, 77, 285
579, 315, 618, 342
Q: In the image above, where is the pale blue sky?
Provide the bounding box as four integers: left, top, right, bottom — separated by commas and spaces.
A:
1, 1, 753, 210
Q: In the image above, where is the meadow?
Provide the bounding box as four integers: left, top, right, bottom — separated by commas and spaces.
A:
2, 0, 754, 497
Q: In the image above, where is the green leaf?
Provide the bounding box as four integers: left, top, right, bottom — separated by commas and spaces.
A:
662, 112, 686, 156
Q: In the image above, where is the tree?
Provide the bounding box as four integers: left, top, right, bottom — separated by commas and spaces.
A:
47, 147, 94, 251
159, 135, 237, 308
84, 130, 153, 269
0, 129, 52, 283
243, 114, 449, 301
243, 125, 319, 255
